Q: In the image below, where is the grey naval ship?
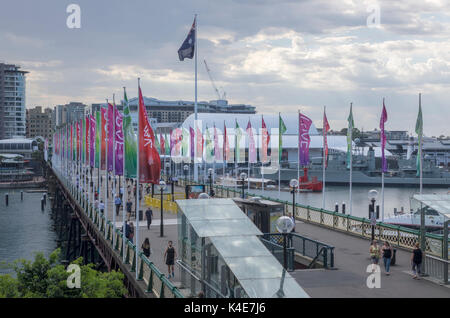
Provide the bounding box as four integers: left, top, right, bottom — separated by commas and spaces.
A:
257, 147, 450, 188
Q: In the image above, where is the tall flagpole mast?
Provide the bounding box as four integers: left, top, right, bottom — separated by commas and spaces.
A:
112, 94, 116, 246
194, 14, 199, 182
278, 112, 281, 198
235, 118, 238, 193
261, 115, 264, 195
247, 117, 251, 193
105, 99, 109, 240
349, 102, 353, 216
322, 106, 326, 210
381, 98, 385, 222
122, 87, 127, 263
297, 110, 300, 203
136, 79, 141, 279
419, 93, 423, 195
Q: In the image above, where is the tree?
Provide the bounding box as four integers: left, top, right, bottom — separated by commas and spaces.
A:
0, 249, 126, 298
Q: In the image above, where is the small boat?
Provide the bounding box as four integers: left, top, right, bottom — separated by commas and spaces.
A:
298, 167, 323, 192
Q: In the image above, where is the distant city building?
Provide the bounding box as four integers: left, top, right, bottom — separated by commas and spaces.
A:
0, 63, 28, 139
53, 102, 87, 128
26, 106, 53, 140
0, 138, 37, 160
125, 97, 256, 124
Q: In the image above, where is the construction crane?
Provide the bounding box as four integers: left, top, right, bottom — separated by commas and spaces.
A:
203, 59, 226, 100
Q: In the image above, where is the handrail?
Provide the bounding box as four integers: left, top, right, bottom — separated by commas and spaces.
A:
308, 246, 328, 269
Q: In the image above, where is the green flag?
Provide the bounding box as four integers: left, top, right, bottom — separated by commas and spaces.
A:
347, 104, 354, 169
205, 125, 214, 162
181, 128, 189, 157
123, 88, 137, 178
95, 111, 101, 168
165, 133, 170, 155
154, 131, 161, 154
415, 102, 423, 177
279, 114, 287, 162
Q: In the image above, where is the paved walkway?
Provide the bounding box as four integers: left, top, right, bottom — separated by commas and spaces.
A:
75, 171, 450, 297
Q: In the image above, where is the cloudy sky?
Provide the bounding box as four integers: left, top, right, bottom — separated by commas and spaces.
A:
1, 0, 449, 136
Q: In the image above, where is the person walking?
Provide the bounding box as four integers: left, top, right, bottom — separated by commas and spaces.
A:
126, 198, 133, 221
382, 241, 393, 275
139, 184, 143, 201
141, 238, 151, 258
114, 194, 121, 216
123, 221, 130, 239
99, 200, 105, 214
369, 240, 381, 272
145, 207, 153, 230
129, 222, 135, 243
411, 242, 423, 279
164, 241, 177, 279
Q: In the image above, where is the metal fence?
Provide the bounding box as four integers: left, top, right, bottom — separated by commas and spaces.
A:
259, 237, 295, 271
52, 167, 183, 298
424, 254, 449, 285
176, 177, 449, 258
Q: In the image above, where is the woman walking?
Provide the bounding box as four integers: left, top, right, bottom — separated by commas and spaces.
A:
369, 240, 381, 272
382, 241, 393, 275
164, 241, 177, 279
411, 242, 423, 279
141, 238, 151, 258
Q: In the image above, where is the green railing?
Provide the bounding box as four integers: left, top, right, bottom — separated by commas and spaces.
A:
52, 166, 183, 298
177, 177, 449, 258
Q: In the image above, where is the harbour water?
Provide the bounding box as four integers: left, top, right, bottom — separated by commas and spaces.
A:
0, 188, 57, 274
241, 185, 449, 220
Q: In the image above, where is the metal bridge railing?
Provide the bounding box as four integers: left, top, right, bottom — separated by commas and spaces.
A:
259, 237, 295, 271
424, 254, 449, 285
51, 164, 183, 298
176, 177, 449, 258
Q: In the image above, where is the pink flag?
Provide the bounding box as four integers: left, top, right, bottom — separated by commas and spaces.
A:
247, 120, 257, 163
115, 108, 124, 175
90, 115, 96, 167
323, 110, 330, 168
380, 99, 388, 173
299, 113, 312, 166
261, 116, 270, 163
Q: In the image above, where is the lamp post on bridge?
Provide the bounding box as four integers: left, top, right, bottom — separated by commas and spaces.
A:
208, 168, 214, 197
368, 189, 378, 242
276, 216, 295, 270
184, 164, 189, 183
157, 180, 167, 237
289, 179, 299, 218
240, 172, 247, 199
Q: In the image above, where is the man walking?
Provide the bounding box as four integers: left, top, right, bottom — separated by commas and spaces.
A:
114, 194, 121, 217
145, 207, 153, 230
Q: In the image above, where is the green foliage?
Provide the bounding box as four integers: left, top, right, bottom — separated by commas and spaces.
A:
0, 248, 126, 298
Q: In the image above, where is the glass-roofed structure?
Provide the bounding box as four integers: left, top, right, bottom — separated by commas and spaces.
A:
176, 198, 309, 298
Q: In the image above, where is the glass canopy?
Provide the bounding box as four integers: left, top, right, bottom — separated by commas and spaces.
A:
413, 194, 450, 220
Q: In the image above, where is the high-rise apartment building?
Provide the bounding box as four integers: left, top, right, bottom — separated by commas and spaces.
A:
0, 63, 28, 139
53, 102, 86, 129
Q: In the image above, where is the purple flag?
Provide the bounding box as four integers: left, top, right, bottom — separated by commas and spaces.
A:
380, 99, 388, 173
115, 108, 124, 175
299, 113, 312, 166
190, 126, 195, 160
107, 103, 114, 172
90, 115, 96, 167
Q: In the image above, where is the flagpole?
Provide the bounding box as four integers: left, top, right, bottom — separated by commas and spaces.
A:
105, 99, 109, 240
297, 110, 300, 205
261, 115, 265, 195
349, 103, 353, 216
122, 87, 126, 263
322, 106, 326, 210
278, 112, 281, 198
136, 79, 141, 279
419, 93, 423, 195
112, 94, 116, 246
381, 98, 386, 222
235, 118, 238, 193
194, 14, 199, 182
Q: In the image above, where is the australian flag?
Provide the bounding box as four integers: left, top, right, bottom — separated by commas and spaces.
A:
178, 18, 196, 61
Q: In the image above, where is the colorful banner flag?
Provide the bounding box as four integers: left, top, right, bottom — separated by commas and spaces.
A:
196, 125, 203, 160
261, 116, 270, 163
101, 107, 107, 170
247, 120, 257, 163
415, 100, 423, 177
138, 84, 161, 183
279, 115, 287, 162
181, 127, 189, 158
108, 103, 114, 172
223, 121, 230, 162
123, 88, 137, 178
214, 124, 221, 161
95, 111, 101, 168
299, 113, 312, 166
323, 109, 330, 168
114, 108, 124, 176
205, 126, 214, 162
190, 126, 195, 160
90, 115, 96, 167
235, 120, 244, 163
347, 104, 354, 169
160, 133, 165, 157
76, 121, 80, 161
380, 99, 388, 173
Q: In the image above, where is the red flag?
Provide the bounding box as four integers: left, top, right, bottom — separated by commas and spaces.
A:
323, 109, 330, 168
138, 85, 161, 183
261, 116, 269, 163
223, 121, 229, 161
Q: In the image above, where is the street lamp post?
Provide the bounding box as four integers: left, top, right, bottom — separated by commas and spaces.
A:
289, 179, 299, 217
165, 162, 171, 182
240, 172, 247, 199
276, 216, 295, 270
157, 181, 167, 237
184, 164, 189, 183
208, 168, 214, 197
368, 189, 378, 242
